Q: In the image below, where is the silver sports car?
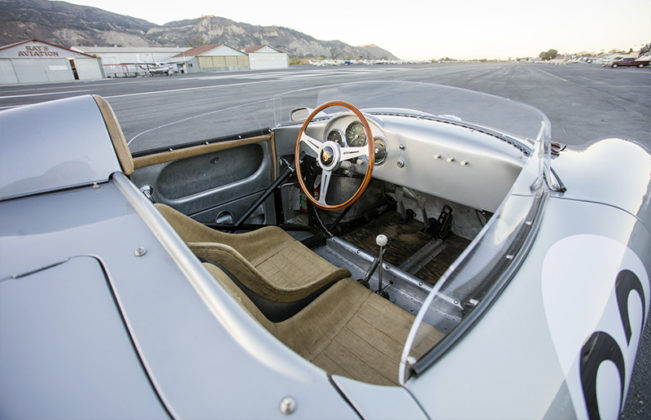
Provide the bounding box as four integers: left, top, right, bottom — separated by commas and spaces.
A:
1, 81, 649, 419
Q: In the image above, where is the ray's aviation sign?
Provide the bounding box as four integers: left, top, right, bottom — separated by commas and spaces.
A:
0, 41, 91, 59
17, 45, 60, 57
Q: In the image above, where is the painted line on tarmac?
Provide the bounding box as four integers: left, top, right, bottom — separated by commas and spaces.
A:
105, 70, 362, 100
534, 67, 569, 82
104, 79, 277, 100
0, 89, 93, 99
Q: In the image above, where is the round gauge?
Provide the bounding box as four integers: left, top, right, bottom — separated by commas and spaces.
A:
345, 121, 367, 147
327, 129, 344, 146
374, 138, 387, 164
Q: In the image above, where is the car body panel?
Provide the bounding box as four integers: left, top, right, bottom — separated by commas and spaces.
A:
406, 197, 650, 419
0, 256, 170, 420
0, 175, 359, 419
0, 95, 121, 201
331, 375, 427, 419
550, 138, 651, 228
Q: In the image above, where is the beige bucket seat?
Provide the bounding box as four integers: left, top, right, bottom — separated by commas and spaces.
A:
203, 263, 443, 385
156, 204, 350, 303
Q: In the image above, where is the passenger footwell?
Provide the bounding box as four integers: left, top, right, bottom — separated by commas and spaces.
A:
341, 211, 470, 285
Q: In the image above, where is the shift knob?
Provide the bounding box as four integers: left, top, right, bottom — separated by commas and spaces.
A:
376, 234, 388, 247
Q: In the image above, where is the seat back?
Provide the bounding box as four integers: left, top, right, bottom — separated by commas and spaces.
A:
93, 95, 134, 175
202, 263, 276, 332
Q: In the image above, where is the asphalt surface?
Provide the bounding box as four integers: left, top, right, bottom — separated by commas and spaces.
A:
1, 62, 650, 418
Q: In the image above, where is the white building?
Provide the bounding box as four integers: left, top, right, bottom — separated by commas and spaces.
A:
244, 45, 289, 70
0, 39, 104, 85
71, 46, 187, 77
170, 44, 249, 73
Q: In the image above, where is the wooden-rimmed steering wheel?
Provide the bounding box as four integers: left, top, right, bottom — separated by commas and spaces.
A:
294, 101, 375, 211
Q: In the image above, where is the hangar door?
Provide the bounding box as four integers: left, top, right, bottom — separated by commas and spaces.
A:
198, 56, 249, 70
73, 58, 103, 80
0, 60, 18, 84
11, 58, 73, 83
249, 53, 288, 70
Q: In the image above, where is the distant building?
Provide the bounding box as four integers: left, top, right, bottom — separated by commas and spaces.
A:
71, 46, 187, 77
243, 45, 289, 70
170, 44, 249, 73
0, 39, 104, 85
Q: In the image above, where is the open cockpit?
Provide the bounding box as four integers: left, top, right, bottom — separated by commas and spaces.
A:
122, 91, 540, 386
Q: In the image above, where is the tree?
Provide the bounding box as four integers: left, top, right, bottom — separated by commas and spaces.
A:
539, 49, 559, 61
640, 43, 651, 57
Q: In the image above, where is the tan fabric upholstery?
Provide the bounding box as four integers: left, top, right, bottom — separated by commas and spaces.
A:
93, 95, 134, 176
204, 264, 444, 385
157, 203, 350, 302
132, 134, 271, 169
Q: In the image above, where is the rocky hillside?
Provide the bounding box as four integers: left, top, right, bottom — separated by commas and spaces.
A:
0, 0, 398, 59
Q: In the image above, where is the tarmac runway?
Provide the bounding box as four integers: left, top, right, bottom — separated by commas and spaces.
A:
2, 62, 649, 150
1, 62, 650, 418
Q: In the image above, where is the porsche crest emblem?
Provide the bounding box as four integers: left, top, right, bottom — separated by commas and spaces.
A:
320, 146, 334, 165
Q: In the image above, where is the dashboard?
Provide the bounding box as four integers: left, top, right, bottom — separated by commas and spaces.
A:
290, 110, 525, 212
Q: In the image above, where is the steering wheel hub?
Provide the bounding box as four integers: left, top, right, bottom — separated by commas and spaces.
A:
320, 146, 334, 165
318, 141, 340, 170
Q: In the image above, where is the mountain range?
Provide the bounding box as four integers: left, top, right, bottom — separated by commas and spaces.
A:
0, 0, 398, 60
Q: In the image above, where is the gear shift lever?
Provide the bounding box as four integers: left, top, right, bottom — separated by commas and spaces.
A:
361, 234, 389, 295
376, 234, 388, 296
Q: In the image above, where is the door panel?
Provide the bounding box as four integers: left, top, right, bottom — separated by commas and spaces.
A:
156, 144, 263, 199
130, 135, 277, 224
192, 194, 268, 225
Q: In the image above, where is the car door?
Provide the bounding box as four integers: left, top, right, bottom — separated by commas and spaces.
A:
129, 132, 278, 225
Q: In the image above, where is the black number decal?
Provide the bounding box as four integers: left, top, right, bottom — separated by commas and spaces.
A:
580, 269, 647, 419
616, 270, 645, 345
580, 332, 625, 420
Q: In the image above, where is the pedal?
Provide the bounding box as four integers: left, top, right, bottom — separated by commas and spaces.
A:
424, 205, 453, 239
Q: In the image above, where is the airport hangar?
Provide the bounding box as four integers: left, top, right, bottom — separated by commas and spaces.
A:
243, 45, 290, 70
169, 44, 289, 72
0, 39, 104, 84
75, 44, 289, 75
71, 46, 187, 78
0, 41, 290, 84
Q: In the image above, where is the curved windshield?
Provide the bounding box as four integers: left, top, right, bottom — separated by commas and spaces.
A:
128, 80, 552, 380
127, 81, 549, 156
273, 81, 548, 148
127, 98, 277, 155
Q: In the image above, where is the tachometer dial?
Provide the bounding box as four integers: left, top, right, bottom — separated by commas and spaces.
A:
345, 121, 367, 147
327, 129, 344, 146
374, 138, 387, 164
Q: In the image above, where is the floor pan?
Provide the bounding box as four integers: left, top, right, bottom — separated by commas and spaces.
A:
340, 211, 470, 285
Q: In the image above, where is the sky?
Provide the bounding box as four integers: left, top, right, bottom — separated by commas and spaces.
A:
66, 0, 651, 60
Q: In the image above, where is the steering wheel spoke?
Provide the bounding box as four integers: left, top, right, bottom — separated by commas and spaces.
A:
318, 170, 332, 205
340, 146, 368, 162
299, 132, 322, 157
